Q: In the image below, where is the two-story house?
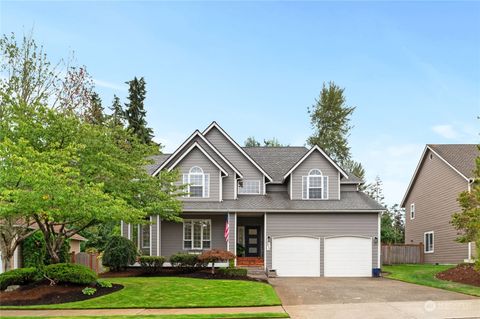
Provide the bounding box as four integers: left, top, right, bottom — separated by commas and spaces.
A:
401, 144, 478, 264
121, 122, 384, 277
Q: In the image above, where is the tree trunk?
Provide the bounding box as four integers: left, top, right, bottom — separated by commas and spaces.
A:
211, 262, 215, 275
2, 254, 12, 272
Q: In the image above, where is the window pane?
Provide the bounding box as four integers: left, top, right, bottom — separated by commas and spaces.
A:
202, 220, 210, 241
190, 174, 203, 186
193, 221, 202, 249
142, 225, 150, 248
184, 240, 192, 249
184, 222, 192, 240
309, 188, 322, 199
190, 186, 203, 197
238, 180, 260, 194
202, 241, 210, 249
309, 176, 322, 187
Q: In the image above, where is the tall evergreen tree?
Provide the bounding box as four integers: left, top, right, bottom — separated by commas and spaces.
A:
244, 136, 260, 147
365, 175, 385, 206
109, 95, 124, 127
307, 82, 355, 167
125, 77, 154, 144
343, 159, 366, 181
84, 92, 104, 125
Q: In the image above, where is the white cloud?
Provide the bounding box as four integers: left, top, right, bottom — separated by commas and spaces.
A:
431, 124, 458, 139
93, 79, 126, 91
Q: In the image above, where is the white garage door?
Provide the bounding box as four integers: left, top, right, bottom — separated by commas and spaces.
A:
272, 236, 320, 277
324, 236, 372, 277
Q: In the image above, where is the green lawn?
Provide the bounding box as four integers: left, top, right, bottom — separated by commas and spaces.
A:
2, 313, 289, 319
0, 277, 281, 309
383, 264, 480, 297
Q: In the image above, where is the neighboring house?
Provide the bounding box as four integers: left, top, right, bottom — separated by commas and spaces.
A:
401, 144, 478, 264
0, 229, 86, 273
122, 122, 384, 277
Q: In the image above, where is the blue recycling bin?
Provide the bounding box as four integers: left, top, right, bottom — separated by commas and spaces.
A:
372, 268, 381, 277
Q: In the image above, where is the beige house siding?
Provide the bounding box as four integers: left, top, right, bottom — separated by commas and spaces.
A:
69, 240, 82, 254
404, 149, 469, 264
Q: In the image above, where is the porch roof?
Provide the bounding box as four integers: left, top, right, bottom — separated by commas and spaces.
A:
181, 191, 385, 212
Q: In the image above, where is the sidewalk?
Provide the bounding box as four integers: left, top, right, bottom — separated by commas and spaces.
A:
0, 306, 286, 317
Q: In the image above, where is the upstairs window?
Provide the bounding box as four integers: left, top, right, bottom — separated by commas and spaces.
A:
302, 169, 328, 199
410, 203, 415, 220
183, 166, 209, 198
238, 180, 261, 194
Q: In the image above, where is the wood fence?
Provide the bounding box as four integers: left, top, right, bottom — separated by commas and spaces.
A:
381, 244, 424, 265
71, 252, 105, 274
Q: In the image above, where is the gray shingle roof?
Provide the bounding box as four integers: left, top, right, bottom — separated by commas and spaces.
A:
428, 144, 478, 178
182, 191, 384, 212
243, 147, 309, 182
145, 154, 171, 175
243, 146, 363, 184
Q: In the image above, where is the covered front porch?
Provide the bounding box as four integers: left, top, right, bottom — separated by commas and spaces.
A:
233, 213, 265, 267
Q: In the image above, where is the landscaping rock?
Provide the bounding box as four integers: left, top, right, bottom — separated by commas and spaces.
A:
5, 285, 20, 292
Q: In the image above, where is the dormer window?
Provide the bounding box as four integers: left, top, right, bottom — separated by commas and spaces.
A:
302, 169, 328, 199
183, 166, 210, 198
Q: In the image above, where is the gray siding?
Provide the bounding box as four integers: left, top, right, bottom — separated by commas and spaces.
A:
266, 213, 379, 275
291, 151, 340, 200
173, 148, 221, 202
267, 184, 288, 192
160, 214, 227, 258
205, 127, 265, 195
340, 184, 358, 192
404, 149, 469, 264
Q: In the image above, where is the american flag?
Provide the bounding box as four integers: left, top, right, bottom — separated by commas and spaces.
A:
224, 216, 229, 242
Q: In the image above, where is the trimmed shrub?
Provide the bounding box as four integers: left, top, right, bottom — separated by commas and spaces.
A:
22, 232, 47, 268
82, 287, 96, 295
170, 253, 200, 271
0, 268, 40, 290
97, 280, 112, 288
45, 263, 97, 285
102, 236, 138, 271
139, 256, 166, 273
218, 267, 248, 277
198, 249, 236, 274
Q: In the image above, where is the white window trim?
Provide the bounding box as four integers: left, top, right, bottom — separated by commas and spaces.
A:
302, 169, 329, 200
424, 231, 434, 253
238, 180, 261, 195
410, 203, 415, 220
183, 219, 212, 250
186, 166, 210, 198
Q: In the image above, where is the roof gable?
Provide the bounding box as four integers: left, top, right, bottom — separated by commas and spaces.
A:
203, 122, 273, 181
400, 144, 477, 207
282, 145, 349, 180
168, 142, 229, 176
152, 130, 242, 177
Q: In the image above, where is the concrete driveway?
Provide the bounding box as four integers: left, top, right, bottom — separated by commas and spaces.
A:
269, 277, 480, 319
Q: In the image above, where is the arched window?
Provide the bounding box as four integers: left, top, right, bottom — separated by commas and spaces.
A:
302, 169, 328, 199
183, 166, 209, 198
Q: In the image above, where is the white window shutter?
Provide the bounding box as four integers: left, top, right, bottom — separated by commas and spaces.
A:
323, 176, 329, 199
302, 176, 308, 199
204, 174, 210, 198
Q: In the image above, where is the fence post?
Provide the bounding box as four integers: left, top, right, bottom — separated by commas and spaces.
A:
419, 243, 424, 263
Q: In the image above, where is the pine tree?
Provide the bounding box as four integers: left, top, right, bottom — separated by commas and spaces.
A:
244, 136, 261, 147
84, 92, 104, 125
125, 77, 154, 144
365, 175, 385, 206
307, 82, 355, 167
109, 95, 124, 127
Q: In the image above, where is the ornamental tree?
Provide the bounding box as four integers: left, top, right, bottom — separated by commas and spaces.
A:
198, 249, 236, 275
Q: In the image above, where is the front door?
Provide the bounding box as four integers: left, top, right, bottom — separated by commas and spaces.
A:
245, 226, 261, 257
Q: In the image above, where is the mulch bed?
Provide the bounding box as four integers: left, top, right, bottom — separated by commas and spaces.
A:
0, 281, 123, 306
436, 264, 480, 287
100, 267, 266, 282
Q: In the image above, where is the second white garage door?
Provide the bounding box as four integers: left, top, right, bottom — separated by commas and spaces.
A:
324, 236, 372, 277
272, 236, 320, 277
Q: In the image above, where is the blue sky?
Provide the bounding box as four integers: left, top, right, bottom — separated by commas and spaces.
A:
1, 1, 479, 205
